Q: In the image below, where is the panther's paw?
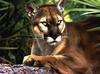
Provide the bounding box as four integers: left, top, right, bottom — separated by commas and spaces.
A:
23, 55, 42, 67
23, 55, 34, 66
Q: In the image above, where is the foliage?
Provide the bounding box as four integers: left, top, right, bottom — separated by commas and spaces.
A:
0, 0, 32, 64
0, 0, 100, 64
65, 0, 100, 21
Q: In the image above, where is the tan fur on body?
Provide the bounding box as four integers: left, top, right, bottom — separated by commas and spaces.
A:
23, 0, 100, 74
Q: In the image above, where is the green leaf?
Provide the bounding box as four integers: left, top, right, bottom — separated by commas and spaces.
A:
67, 8, 100, 13
0, 0, 10, 5
82, 11, 100, 15
0, 47, 17, 50
87, 27, 100, 31
72, 0, 97, 8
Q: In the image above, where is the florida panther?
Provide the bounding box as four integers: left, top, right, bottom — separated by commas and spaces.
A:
23, 0, 100, 74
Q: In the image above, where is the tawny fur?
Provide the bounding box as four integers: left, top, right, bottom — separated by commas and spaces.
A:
23, 3, 100, 74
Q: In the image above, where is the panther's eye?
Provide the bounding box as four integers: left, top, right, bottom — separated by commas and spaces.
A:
40, 22, 47, 26
58, 20, 65, 33
57, 20, 62, 25
39, 21, 48, 33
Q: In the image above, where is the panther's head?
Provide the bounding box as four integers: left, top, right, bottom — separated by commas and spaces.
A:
26, 0, 66, 46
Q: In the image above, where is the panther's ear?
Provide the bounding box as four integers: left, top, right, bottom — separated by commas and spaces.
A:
56, 0, 64, 13
25, 2, 38, 17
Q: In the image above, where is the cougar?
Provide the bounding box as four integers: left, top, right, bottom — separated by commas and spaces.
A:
23, 0, 100, 74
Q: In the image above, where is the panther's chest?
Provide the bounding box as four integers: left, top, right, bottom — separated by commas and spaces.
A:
34, 39, 54, 55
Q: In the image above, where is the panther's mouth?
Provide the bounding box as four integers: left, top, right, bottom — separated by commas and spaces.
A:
50, 41, 57, 46
46, 36, 62, 46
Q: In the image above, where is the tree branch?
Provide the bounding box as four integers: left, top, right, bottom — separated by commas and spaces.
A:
0, 64, 55, 74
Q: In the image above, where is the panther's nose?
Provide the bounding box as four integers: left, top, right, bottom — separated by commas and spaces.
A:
49, 27, 61, 40
51, 34, 59, 40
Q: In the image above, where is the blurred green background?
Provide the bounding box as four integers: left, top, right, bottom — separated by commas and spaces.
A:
0, 0, 100, 64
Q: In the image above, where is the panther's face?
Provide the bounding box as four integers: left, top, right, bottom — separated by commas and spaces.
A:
26, 0, 65, 46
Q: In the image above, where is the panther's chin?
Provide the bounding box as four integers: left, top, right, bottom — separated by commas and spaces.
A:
48, 41, 58, 46
50, 42, 57, 46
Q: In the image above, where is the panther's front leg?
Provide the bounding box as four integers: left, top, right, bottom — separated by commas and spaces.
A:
23, 55, 74, 74
23, 55, 64, 67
